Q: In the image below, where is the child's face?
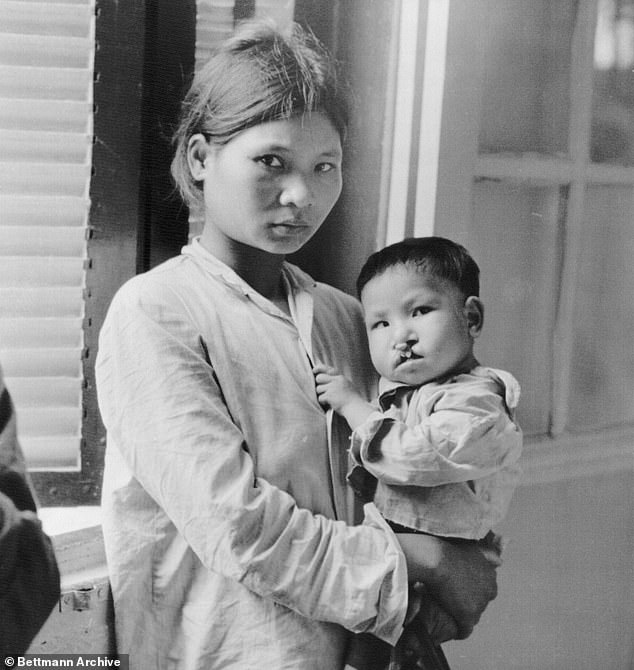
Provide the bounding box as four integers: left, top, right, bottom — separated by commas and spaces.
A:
191, 112, 342, 257
361, 266, 482, 386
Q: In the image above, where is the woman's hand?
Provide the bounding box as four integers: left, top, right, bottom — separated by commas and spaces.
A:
396, 533, 501, 640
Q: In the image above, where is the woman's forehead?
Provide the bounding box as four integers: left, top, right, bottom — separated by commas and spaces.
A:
233, 113, 342, 154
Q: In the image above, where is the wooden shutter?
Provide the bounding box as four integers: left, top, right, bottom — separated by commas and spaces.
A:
0, 0, 95, 470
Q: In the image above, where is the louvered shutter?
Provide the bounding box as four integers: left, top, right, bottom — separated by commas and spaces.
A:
0, 0, 95, 470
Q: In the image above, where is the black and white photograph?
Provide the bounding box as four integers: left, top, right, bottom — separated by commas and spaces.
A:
0, 1, 632, 668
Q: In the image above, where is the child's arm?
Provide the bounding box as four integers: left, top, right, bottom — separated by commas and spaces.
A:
351, 383, 522, 488
313, 364, 376, 429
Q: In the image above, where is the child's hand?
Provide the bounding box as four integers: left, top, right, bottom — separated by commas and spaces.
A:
313, 365, 376, 429
313, 364, 359, 413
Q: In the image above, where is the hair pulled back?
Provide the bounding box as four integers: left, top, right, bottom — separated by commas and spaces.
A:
171, 20, 348, 209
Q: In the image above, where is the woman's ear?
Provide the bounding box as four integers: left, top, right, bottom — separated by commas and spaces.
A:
187, 134, 211, 181
464, 296, 484, 338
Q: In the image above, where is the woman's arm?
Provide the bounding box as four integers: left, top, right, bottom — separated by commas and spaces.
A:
397, 531, 500, 640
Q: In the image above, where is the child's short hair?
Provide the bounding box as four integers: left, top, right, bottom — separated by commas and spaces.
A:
357, 237, 480, 299
171, 20, 348, 209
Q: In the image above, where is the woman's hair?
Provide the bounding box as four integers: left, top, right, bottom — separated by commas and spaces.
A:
357, 237, 481, 299
171, 20, 348, 209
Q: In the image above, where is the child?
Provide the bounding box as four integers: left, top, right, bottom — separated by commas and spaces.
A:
314, 237, 523, 670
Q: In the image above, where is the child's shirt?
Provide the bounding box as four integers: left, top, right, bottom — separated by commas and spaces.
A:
348, 366, 522, 539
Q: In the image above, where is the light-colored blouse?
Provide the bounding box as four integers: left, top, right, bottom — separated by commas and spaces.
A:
96, 240, 408, 670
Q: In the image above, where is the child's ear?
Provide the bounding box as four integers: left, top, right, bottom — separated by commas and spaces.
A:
187, 134, 211, 181
464, 296, 484, 338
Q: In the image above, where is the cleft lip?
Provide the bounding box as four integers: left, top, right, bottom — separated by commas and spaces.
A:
395, 349, 421, 366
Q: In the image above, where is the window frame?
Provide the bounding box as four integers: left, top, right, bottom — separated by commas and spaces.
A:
375, 0, 634, 478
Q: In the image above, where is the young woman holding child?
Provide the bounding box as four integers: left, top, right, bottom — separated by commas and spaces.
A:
95, 21, 499, 669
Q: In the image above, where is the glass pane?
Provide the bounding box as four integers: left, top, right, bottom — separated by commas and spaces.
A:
478, 0, 575, 156
592, 0, 634, 165
568, 185, 634, 429
437, 182, 562, 437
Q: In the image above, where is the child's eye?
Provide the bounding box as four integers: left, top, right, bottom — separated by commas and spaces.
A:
371, 320, 389, 330
412, 306, 432, 317
257, 155, 284, 169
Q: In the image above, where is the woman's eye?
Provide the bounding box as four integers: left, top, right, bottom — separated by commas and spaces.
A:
257, 155, 284, 169
316, 162, 337, 173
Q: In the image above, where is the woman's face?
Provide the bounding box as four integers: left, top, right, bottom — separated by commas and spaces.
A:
192, 112, 343, 257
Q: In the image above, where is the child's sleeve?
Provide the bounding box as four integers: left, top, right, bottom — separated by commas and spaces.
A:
349, 377, 522, 487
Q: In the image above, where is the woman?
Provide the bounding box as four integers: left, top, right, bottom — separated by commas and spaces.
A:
95, 21, 498, 669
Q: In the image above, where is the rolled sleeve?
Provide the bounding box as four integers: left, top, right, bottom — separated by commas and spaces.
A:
359, 503, 408, 643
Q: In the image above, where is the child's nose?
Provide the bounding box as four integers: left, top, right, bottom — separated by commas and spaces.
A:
393, 324, 417, 348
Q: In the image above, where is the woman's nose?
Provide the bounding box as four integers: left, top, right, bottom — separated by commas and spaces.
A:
279, 173, 313, 209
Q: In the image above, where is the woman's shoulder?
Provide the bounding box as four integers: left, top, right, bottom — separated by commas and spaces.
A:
109, 254, 200, 313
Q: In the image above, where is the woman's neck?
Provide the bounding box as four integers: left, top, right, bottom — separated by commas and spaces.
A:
199, 230, 287, 303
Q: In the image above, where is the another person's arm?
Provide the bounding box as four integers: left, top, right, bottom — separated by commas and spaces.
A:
0, 371, 60, 655
0, 493, 60, 655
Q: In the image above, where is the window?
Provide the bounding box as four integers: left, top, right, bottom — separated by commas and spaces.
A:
371, 0, 634, 479
442, 0, 634, 442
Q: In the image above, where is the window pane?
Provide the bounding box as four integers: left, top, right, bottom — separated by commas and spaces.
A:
438, 182, 562, 436
477, 0, 575, 156
592, 0, 634, 165
568, 185, 634, 429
